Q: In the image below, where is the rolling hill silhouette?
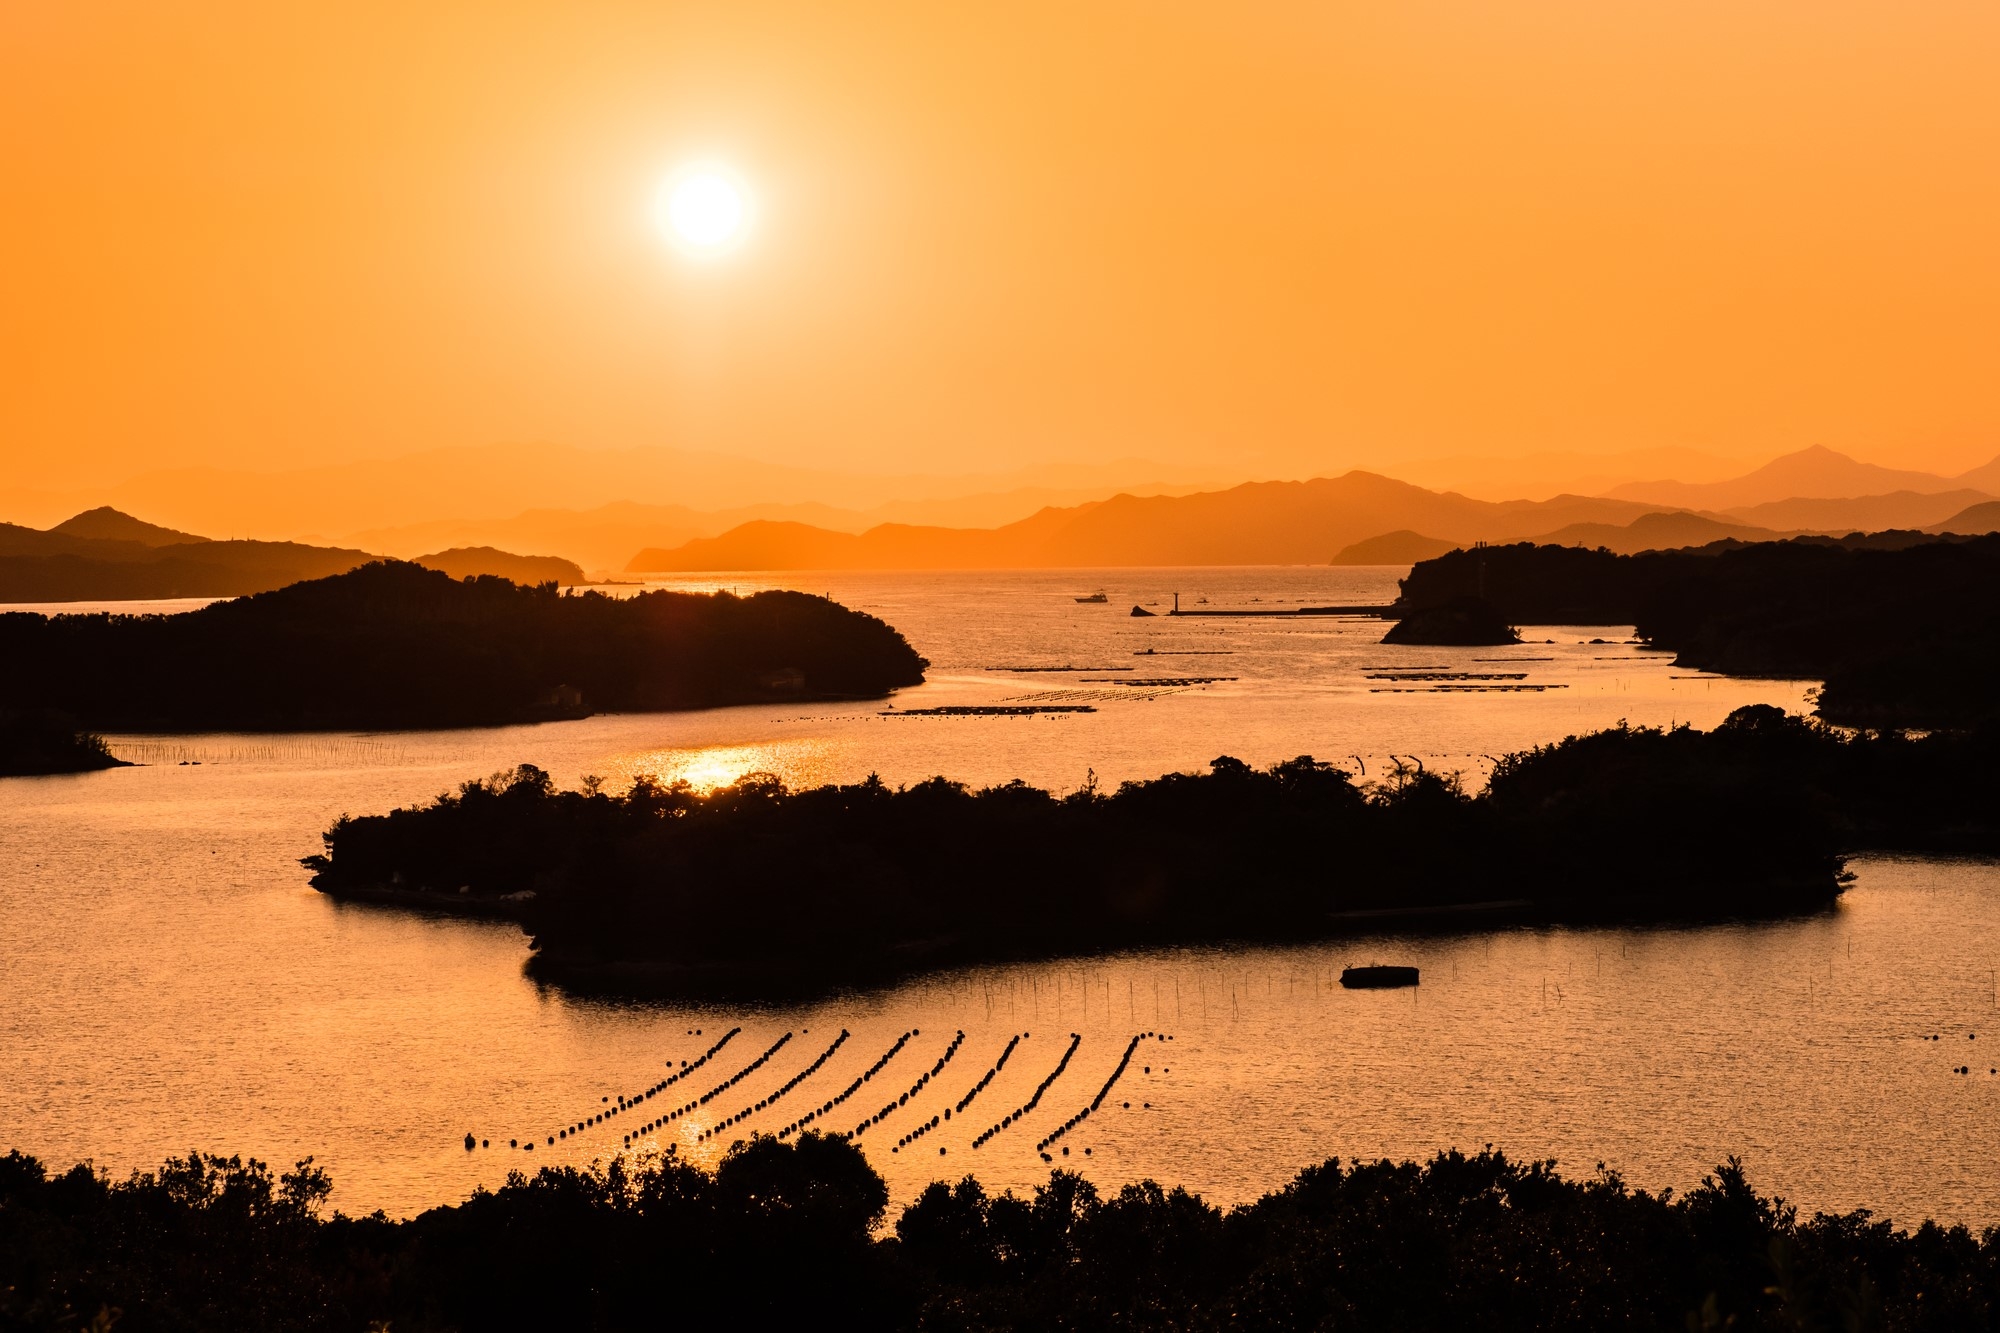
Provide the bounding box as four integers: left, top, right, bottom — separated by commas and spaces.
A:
410, 547, 584, 585
1930, 500, 2000, 535
0, 509, 587, 602
1719, 489, 1994, 533
18, 442, 1218, 542
47, 506, 208, 547
626, 457, 2000, 570
1329, 531, 1459, 565
343, 483, 1213, 573
628, 473, 1679, 570
1522, 511, 1786, 553
1605, 445, 1996, 509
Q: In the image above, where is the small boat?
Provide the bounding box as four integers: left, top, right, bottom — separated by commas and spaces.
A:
1340, 965, 1419, 989
1130, 605, 1155, 617
1075, 590, 1109, 603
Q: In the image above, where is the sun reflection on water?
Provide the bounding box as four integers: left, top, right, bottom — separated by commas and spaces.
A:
602, 739, 839, 793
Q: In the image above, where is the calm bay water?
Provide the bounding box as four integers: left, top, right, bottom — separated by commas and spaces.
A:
5, 568, 1995, 1223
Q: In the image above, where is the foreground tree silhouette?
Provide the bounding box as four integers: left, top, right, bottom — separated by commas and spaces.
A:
10, 1138, 1994, 1330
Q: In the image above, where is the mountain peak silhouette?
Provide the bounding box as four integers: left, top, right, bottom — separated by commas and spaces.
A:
47, 506, 208, 547
1605, 446, 1964, 509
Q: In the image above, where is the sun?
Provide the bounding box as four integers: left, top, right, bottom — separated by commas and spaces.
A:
654, 167, 753, 257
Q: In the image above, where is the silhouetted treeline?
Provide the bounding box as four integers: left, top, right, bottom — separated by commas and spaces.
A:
0, 561, 927, 731
0, 709, 128, 777
306, 707, 1997, 996
1393, 534, 2000, 728
6, 1136, 1999, 1331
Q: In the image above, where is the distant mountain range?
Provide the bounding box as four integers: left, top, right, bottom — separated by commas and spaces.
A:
628, 453, 2000, 570
1605, 444, 2000, 510
11, 446, 2000, 583
340, 482, 1211, 575
1716, 489, 1995, 532
346, 501, 872, 574
629, 473, 1643, 569
0, 508, 583, 603
621, 474, 1668, 570
325, 447, 1992, 572
1383, 445, 1756, 502
0, 443, 1221, 545
11, 436, 1984, 572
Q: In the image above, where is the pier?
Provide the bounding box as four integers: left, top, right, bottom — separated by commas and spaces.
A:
1158, 593, 1395, 617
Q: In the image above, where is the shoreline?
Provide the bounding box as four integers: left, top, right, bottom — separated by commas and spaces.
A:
313, 874, 1849, 1002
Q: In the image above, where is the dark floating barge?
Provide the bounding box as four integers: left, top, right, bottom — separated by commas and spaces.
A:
1340, 965, 1420, 989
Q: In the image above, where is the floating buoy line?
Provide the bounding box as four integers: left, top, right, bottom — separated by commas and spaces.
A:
1036, 1032, 1155, 1155
503, 1027, 741, 1152
778, 1030, 915, 1139
696, 1030, 848, 1143
954, 1034, 1024, 1114
849, 1031, 966, 1140
464, 1025, 1177, 1163
973, 1032, 1081, 1149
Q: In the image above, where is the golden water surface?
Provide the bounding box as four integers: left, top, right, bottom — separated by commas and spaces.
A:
7, 568, 1994, 1223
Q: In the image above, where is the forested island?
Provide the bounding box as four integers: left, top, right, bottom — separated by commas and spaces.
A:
0, 561, 927, 731
305, 707, 1997, 996
1392, 533, 2000, 728
5, 1135, 1997, 1330
0, 710, 128, 777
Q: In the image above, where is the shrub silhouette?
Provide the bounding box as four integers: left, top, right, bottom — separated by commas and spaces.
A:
0, 708, 127, 776
7, 1140, 1998, 1330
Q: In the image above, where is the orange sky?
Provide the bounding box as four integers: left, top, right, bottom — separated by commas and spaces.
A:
4, 0, 1998, 492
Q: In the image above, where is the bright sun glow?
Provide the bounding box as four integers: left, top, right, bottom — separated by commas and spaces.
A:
606, 741, 830, 795
655, 168, 752, 256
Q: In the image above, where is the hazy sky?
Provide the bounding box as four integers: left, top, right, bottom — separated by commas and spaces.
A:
5, 0, 1998, 490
